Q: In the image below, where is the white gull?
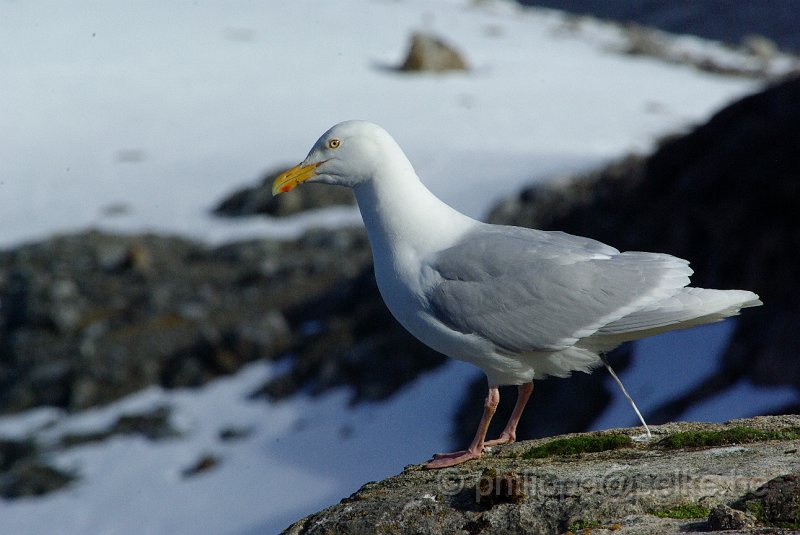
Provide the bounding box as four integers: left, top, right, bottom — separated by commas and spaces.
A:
272, 120, 762, 468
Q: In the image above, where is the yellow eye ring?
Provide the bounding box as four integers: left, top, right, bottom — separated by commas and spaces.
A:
328, 138, 341, 149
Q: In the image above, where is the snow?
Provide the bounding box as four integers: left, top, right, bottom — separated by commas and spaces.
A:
0, 360, 479, 535
0, 1, 793, 534
1, 0, 760, 248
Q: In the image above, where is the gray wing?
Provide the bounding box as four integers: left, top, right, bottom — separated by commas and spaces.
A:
424, 225, 692, 353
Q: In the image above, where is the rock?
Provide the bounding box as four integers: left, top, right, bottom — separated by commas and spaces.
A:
0, 224, 440, 417
181, 453, 220, 478
251, 266, 446, 404
0, 461, 76, 500
0, 229, 377, 413
110, 405, 180, 440
742, 34, 779, 61
218, 426, 253, 442
282, 416, 800, 534
617, 22, 797, 78
475, 467, 526, 507
707, 504, 757, 531
622, 23, 671, 58
732, 474, 800, 528
59, 406, 180, 447
213, 166, 354, 218
0, 406, 181, 500
0, 438, 37, 473
398, 32, 469, 72
0, 438, 76, 500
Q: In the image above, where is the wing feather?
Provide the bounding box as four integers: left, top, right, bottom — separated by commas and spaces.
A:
424, 225, 692, 353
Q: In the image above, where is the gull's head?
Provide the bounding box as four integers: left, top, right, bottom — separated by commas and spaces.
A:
272, 121, 410, 195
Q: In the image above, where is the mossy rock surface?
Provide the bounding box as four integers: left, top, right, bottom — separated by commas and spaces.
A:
653, 504, 710, 519
657, 426, 800, 450
523, 433, 633, 459
283, 415, 800, 534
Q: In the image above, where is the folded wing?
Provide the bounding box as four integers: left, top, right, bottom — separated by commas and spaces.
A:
424, 225, 757, 355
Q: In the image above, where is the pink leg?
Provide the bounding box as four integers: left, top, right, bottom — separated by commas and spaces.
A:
425, 385, 500, 469
485, 382, 533, 446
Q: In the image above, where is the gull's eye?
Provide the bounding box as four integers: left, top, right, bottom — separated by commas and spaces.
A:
328, 138, 341, 149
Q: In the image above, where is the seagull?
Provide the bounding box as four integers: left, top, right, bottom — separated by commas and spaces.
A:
272, 120, 762, 469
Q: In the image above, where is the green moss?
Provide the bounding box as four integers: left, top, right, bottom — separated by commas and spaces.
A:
523, 434, 632, 459
657, 426, 800, 450
742, 499, 764, 516
568, 519, 602, 530
653, 504, 710, 519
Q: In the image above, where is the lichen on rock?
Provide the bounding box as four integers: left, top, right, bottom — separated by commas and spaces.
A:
283, 415, 800, 534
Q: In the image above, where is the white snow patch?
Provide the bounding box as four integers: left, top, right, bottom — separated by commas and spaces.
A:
0, 360, 479, 535
0, 0, 765, 250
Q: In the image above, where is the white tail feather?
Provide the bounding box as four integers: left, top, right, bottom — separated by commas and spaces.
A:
598, 288, 760, 338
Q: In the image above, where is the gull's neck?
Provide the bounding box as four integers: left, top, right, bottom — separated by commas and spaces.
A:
353, 163, 477, 267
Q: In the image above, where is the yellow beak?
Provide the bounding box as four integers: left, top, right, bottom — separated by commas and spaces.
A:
271, 161, 325, 196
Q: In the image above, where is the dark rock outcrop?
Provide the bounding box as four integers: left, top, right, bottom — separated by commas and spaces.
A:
707, 504, 758, 531
0, 226, 445, 499
0, 224, 443, 414
617, 23, 796, 78
0, 405, 183, 499
0, 228, 372, 412
0, 437, 76, 499
732, 474, 800, 529
283, 415, 800, 534
251, 265, 445, 404
58, 405, 180, 447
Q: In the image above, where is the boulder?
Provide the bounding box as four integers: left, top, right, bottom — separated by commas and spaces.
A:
398, 32, 469, 72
